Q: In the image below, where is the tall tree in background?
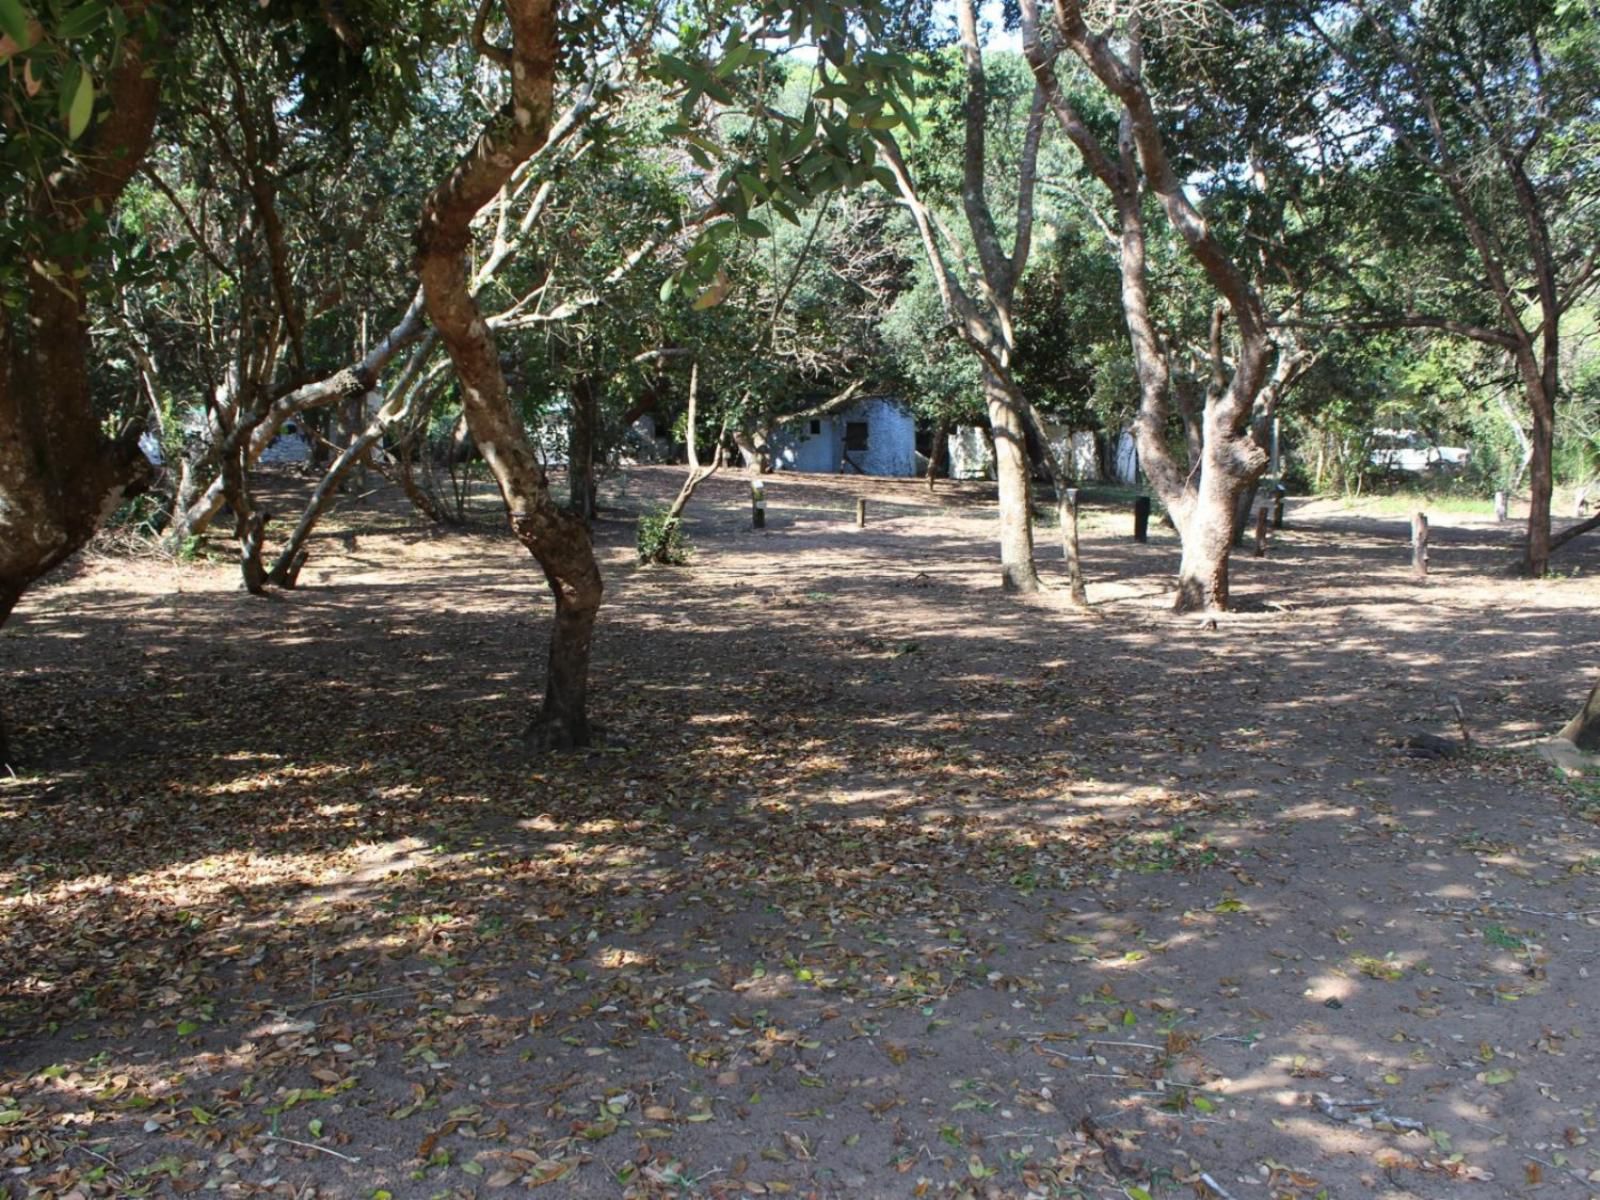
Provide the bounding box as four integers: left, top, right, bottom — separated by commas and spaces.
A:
1301, 0, 1600, 575
879, 10, 1052, 592
1020, 0, 1315, 611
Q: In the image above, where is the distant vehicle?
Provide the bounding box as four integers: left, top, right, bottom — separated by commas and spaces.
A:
1369, 428, 1469, 474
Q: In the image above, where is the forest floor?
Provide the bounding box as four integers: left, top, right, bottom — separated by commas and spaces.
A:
2, 465, 1599, 1200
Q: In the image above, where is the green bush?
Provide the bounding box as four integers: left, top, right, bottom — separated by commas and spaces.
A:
636, 509, 690, 565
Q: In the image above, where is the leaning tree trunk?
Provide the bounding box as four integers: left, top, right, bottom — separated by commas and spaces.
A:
416, 0, 603, 750
1558, 680, 1600, 751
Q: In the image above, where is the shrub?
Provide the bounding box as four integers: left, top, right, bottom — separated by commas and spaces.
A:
636, 509, 690, 565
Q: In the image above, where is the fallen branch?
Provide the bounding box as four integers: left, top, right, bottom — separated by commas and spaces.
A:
1550, 509, 1600, 553
265, 1134, 361, 1163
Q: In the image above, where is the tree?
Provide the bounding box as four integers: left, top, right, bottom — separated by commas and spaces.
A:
874, 12, 1056, 592
1299, 0, 1600, 575
412, 0, 608, 749
1020, 0, 1315, 611
1, 2, 164, 762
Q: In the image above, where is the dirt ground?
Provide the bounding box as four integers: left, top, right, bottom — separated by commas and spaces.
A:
2, 465, 1599, 1200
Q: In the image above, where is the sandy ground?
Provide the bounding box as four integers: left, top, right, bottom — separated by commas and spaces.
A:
2, 465, 1599, 1200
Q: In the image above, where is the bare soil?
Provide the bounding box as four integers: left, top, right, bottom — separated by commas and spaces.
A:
3, 465, 1599, 1200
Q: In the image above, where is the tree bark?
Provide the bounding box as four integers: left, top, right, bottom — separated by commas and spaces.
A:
926, 419, 949, 491
875, 2, 1049, 594
177, 293, 428, 542
1019, 0, 1281, 613
650, 362, 726, 559
415, 0, 602, 750
568, 374, 602, 521
1558, 680, 1600, 751
985, 369, 1041, 593
1522, 386, 1554, 576
0, 4, 163, 759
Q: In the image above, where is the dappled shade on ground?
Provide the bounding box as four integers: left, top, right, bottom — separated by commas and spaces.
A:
2, 467, 1599, 1198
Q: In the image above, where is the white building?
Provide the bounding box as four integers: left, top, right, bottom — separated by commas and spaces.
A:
772, 396, 917, 477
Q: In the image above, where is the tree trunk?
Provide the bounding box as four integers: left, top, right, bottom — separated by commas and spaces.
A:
1174, 481, 1241, 612
985, 368, 1041, 593
0, 5, 162, 762
1558, 680, 1600, 751
568, 374, 601, 521
1522, 387, 1554, 576
1173, 422, 1265, 613
926, 419, 948, 491
416, 0, 603, 750
1058, 491, 1089, 606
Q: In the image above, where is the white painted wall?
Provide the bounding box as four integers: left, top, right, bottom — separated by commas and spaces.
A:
948, 426, 994, 480
772, 397, 917, 477
1112, 430, 1139, 484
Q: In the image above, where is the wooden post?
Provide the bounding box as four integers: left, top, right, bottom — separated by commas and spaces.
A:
1254, 506, 1269, 557
751, 479, 766, 529
1411, 511, 1429, 578
855, 497, 866, 527
1133, 495, 1151, 543
1272, 485, 1286, 530
1494, 491, 1508, 522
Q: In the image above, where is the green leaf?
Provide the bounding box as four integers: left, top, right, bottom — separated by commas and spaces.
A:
57, 1, 105, 40
176, 1019, 199, 1035
66, 66, 94, 140
1125, 1188, 1153, 1200
308, 1118, 323, 1137
0, 0, 33, 49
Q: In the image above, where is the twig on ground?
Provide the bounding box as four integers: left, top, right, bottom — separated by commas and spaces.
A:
1417, 902, 1600, 922
291, 985, 413, 1012
265, 1134, 361, 1163
1198, 1171, 1240, 1199
1312, 1092, 1427, 1133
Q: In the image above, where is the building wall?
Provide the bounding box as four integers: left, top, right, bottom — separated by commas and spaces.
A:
776, 416, 840, 473
948, 426, 995, 480
772, 397, 916, 477
845, 397, 916, 477
1112, 430, 1139, 484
